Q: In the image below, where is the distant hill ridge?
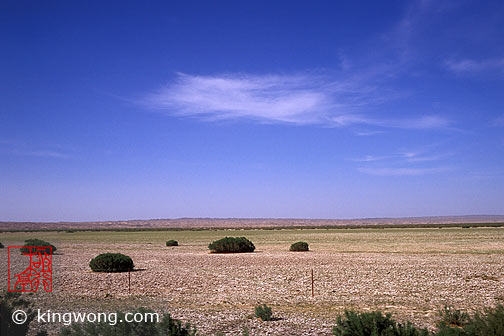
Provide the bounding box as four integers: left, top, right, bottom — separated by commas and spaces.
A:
1, 215, 504, 231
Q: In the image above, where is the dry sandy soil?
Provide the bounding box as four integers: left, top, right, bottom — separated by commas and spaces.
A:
1, 227, 504, 335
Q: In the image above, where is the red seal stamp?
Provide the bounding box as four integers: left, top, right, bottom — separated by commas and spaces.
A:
7, 246, 53, 293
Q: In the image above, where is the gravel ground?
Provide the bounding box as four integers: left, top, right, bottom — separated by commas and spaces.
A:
1, 229, 503, 335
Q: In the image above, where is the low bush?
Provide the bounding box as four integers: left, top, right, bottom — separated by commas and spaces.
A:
89, 253, 134, 272
255, 304, 273, 321
437, 306, 470, 329
208, 237, 255, 253
59, 307, 196, 336
333, 310, 429, 336
0, 291, 39, 336
289, 241, 309, 252
437, 304, 504, 336
166, 240, 179, 247
0, 242, 4, 248
466, 304, 504, 335
20, 239, 57, 254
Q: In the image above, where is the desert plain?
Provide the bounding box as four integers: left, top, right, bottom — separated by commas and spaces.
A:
1, 227, 504, 335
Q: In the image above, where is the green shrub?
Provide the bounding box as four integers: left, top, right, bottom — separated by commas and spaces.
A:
289, 241, 309, 252
20, 239, 57, 255
255, 304, 273, 321
0, 242, 4, 248
0, 291, 37, 336
166, 240, 179, 247
59, 307, 196, 336
437, 306, 470, 329
437, 305, 504, 336
333, 310, 429, 336
466, 304, 504, 335
89, 253, 134, 273
208, 237, 255, 253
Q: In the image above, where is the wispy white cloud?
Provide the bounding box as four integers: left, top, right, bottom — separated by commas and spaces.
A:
349, 155, 392, 162
333, 115, 450, 129
354, 130, 387, 136
380, 0, 462, 65
144, 72, 451, 130
358, 167, 449, 176
445, 57, 504, 74
140, 2, 466, 132
351, 150, 450, 163
0, 140, 73, 159
405, 153, 451, 162
27, 150, 71, 159
352, 145, 453, 176
144, 72, 337, 125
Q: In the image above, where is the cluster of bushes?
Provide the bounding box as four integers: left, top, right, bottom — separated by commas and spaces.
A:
332, 306, 504, 336
436, 305, 504, 335
207, 237, 310, 253
87, 237, 307, 272
89, 253, 134, 272
333, 310, 429, 336
60, 307, 196, 336
208, 237, 255, 253
20, 238, 57, 255
4, 288, 504, 336
1, 291, 196, 336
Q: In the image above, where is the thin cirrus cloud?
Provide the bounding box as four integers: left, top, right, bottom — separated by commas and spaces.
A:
352, 150, 452, 176
354, 130, 387, 136
350, 150, 450, 163
349, 155, 393, 162
143, 72, 450, 130
0, 140, 73, 159
27, 150, 71, 159
445, 57, 504, 74
405, 154, 450, 162
358, 167, 449, 176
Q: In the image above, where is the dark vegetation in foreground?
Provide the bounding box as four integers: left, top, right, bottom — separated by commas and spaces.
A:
1, 222, 503, 233
333, 306, 504, 336
0, 292, 33, 336
333, 310, 430, 336
59, 308, 197, 336
3, 290, 504, 336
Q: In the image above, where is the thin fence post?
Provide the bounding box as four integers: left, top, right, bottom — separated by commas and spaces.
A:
311, 269, 314, 297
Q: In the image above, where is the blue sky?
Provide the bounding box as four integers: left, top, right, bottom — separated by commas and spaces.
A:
1, 1, 503, 221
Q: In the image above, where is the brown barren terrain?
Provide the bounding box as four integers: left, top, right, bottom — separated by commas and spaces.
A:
1, 227, 503, 335
2, 215, 504, 231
